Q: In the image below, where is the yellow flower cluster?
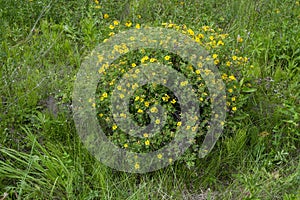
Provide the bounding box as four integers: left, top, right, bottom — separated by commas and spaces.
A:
113, 43, 129, 54
141, 56, 149, 63
95, 19, 254, 166
162, 94, 170, 102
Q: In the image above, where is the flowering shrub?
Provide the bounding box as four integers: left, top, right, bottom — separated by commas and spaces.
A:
94, 19, 254, 168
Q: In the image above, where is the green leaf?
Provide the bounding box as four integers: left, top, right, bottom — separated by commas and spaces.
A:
242, 87, 257, 93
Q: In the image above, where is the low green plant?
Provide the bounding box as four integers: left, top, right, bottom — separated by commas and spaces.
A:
93, 20, 255, 168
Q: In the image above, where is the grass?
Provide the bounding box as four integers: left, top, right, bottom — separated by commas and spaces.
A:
0, 0, 299, 199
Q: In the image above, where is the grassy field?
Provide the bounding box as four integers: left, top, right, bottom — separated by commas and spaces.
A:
0, 0, 299, 199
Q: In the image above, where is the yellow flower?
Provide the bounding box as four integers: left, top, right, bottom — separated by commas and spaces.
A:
157, 154, 163, 159
232, 55, 237, 61
212, 54, 218, 59
141, 56, 149, 63
137, 14, 142, 19
180, 81, 188, 87
177, 121, 182, 127
228, 88, 233, 93
144, 101, 150, 107
97, 55, 104, 63
229, 75, 236, 81
124, 143, 128, 148
125, 21, 132, 27
162, 94, 170, 102
167, 23, 174, 28
195, 37, 200, 43
187, 29, 194, 36
217, 40, 224, 46
145, 140, 150, 146
214, 59, 220, 65
102, 92, 108, 98
192, 126, 197, 132
113, 20, 119, 26
169, 158, 173, 163
119, 94, 125, 99
237, 35, 243, 43
109, 25, 114, 30
112, 124, 118, 130
134, 163, 140, 169
202, 26, 210, 31
226, 61, 231, 67
103, 14, 109, 19
98, 66, 105, 74
232, 107, 237, 111
135, 96, 140, 101
150, 58, 156, 63
220, 33, 228, 39
231, 97, 236, 101
120, 113, 127, 118
135, 69, 140, 74
137, 109, 143, 113
209, 36, 214, 41
171, 99, 176, 104
131, 63, 136, 67
150, 107, 158, 113
164, 55, 171, 61
109, 80, 115, 86
155, 119, 160, 124
135, 24, 141, 29
197, 33, 204, 39
99, 113, 104, 117
143, 133, 149, 138
132, 83, 139, 90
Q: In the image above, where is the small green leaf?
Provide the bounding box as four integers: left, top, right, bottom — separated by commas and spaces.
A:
242, 87, 257, 93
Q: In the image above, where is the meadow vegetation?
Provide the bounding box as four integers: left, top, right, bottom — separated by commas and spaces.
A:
0, 0, 299, 199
